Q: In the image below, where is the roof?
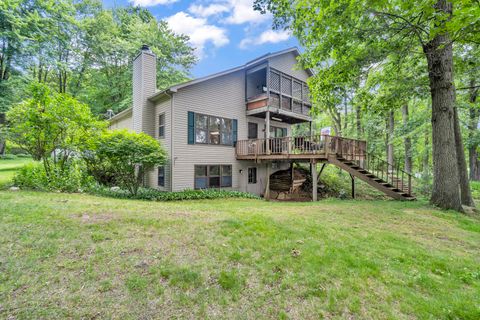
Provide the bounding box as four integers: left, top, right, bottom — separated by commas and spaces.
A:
108, 106, 132, 122
149, 47, 312, 102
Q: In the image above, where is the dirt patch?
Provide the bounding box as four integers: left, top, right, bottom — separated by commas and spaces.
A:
71, 212, 116, 224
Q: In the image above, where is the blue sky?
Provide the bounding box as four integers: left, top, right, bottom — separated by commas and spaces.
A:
102, 0, 299, 78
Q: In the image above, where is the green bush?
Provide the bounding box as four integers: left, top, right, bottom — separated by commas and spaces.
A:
5, 141, 26, 155
13, 160, 94, 192
84, 130, 167, 195
91, 186, 260, 201
0, 154, 17, 160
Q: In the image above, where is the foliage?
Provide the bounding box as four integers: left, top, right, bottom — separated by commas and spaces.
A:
13, 160, 94, 192
6, 83, 106, 178
0, 0, 195, 115
91, 186, 261, 201
88, 130, 166, 196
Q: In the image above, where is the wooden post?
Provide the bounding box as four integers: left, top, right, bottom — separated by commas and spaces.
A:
266, 110, 271, 154
265, 162, 270, 200
349, 173, 355, 199
311, 160, 317, 201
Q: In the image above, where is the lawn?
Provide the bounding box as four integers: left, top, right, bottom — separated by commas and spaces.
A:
0, 157, 33, 186
1, 191, 479, 319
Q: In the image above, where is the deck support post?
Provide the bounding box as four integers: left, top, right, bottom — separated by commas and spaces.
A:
311, 160, 317, 201
349, 173, 355, 199
265, 110, 271, 155
265, 162, 270, 200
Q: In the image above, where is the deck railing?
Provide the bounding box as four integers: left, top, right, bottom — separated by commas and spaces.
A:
235, 134, 413, 196
323, 136, 412, 196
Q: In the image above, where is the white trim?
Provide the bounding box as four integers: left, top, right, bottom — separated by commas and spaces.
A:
108, 107, 132, 123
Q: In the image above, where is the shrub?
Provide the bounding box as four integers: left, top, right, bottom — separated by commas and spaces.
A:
91, 186, 260, 201
0, 153, 17, 160
85, 130, 167, 195
6, 83, 106, 179
13, 160, 94, 192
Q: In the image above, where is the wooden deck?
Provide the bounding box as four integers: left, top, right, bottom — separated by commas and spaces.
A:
236, 135, 367, 161
236, 135, 414, 200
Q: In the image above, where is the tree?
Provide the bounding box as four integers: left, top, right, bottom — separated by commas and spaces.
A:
91, 130, 166, 195
6, 83, 105, 178
254, 0, 480, 211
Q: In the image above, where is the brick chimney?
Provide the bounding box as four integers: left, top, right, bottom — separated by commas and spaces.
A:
132, 44, 156, 135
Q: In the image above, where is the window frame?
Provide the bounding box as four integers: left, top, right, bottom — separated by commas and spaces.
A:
194, 112, 234, 146
194, 164, 232, 189
248, 167, 257, 184
158, 113, 165, 139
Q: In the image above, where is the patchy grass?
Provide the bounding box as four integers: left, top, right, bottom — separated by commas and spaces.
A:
0, 191, 479, 319
0, 157, 33, 187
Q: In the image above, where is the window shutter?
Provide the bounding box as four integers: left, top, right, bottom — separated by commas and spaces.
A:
188, 111, 195, 144
232, 119, 238, 146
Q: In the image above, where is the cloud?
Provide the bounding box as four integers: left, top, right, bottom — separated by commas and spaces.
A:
188, 3, 230, 18
223, 0, 270, 25
129, 0, 178, 7
239, 29, 291, 48
165, 12, 229, 58
188, 0, 269, 25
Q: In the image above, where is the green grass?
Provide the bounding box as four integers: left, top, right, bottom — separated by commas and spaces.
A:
0, 157, 33, 186
1, 191, 479, 319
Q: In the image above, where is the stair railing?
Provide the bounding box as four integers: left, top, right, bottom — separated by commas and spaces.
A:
328, 136, 413, 196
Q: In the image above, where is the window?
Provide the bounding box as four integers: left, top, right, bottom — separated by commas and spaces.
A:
194, 113, 233, 145
158, 113, 165, 139
248, 167, 257, 184
269, 126, 287, 138
248, 122, 258, 139
194, 165, 232, 189
158, 166, 165, 187
195, 114, 208, 144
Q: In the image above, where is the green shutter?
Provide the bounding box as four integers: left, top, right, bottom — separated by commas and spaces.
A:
232, 119, 238, 146
188, 111, 195, 144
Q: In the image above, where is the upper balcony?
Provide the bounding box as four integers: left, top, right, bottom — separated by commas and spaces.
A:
245, 65, 312, 124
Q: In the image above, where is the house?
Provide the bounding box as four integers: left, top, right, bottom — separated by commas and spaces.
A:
109, 45, 414, 200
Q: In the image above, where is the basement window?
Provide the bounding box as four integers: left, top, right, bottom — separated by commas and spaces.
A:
158, 166, 165, 187
248, 167, 257, 184
194, 165, 232, 189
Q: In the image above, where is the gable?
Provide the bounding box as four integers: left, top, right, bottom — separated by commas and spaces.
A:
267, 51, 310, 82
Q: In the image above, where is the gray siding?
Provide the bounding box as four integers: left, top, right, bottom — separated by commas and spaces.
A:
146, 97, 172, 191
109, 112, 133, 131
132, 51, 157, 136
268, 51, 310, 82
171, 69, 245, 191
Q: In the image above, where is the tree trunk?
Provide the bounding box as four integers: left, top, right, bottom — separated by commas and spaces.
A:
422, 127, 430, 177
468, 80, 480, 180
453, 105, 475, 206
356, 105, 362, 139
387, 110, 394, 166
423, 0, 462, 211
402, 104, 412, 173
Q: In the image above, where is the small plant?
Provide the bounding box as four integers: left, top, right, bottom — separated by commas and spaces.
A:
125, 274, 148, 293
218, 270, 245, 291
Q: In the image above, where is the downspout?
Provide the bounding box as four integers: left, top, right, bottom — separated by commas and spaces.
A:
168, 91, 174, 192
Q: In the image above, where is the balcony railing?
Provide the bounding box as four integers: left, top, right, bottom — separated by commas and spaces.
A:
246, 67, 312, 117
236, 135, 366, 158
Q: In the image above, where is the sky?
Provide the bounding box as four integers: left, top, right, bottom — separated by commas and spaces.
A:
102, 0, 299, 78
